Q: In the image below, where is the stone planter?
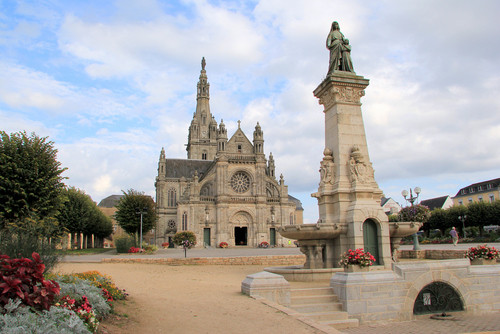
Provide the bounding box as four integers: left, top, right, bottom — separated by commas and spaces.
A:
344, 264, 370, 272
470, 258, 497, 265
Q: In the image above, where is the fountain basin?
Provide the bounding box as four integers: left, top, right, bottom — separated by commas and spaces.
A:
265, 265, 342, 282
389, 221, 422, 238
278, 223, 343, 240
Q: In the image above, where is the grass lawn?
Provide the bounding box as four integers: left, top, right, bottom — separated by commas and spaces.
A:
58, 248, 115, 255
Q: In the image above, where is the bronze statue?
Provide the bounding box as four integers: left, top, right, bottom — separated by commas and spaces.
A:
326, 21, 355, 74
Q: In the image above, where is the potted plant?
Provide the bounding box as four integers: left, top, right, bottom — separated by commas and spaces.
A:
465, 245, 499, 265
258, 241, 269, 248
162, 242, 169, 249
219, 242, 228, 248
339, 248, 376, 272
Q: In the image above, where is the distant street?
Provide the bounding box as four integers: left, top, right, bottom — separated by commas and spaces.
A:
61, 242, 500, 263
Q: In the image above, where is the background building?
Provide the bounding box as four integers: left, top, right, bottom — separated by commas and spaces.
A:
420, 195, 454, 210
452, 178, 500, 206
380, 197, 401, 215
97, 194, 126, 247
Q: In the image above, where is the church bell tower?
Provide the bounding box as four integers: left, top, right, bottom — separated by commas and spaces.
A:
186, 57, 218, 160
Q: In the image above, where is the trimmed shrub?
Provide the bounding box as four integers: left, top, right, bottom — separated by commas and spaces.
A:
173, 231, 196, 248
115, 235, 136, 253
143, 243, 158, 254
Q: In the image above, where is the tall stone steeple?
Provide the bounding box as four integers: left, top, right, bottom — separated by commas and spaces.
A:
186, 57, 218, 160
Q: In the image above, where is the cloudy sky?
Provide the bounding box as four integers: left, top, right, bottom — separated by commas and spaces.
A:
2, 0, 500, 223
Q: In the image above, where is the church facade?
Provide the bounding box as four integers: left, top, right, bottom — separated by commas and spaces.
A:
155, 59, 302, 248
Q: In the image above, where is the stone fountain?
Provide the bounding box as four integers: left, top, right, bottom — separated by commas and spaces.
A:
278, 26, 420, 270
244, 22, 500, 326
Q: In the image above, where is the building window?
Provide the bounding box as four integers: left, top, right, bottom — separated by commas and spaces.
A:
202, 152, 207, 160
469, 188, 475, 193
461, 189, 466, 195
487, 184, 493, 190
468, 198, 473, 203
458, 200, 463, 205
478, 196, 483, 202
167, 220, 176, 232
289, 213, 295, 225
490, 194, 495, 202
238, 145, 242, 153
167, 188, 177, 207
230, 172, 250, 193
182, 212, 188, 230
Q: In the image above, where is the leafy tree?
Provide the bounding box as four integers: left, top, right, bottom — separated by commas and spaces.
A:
114, 189, 156, 238
0, 131, 66, 227
446, 205, 468, 237
172, 231, 197, 248
173, 231, 196, 258
424, 208, 448, 236
57, 187, 113, 248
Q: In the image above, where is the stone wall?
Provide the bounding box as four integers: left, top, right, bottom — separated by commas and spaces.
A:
399, 249, 465, 259
330, 259, 500, 324
102, 254, 305, 266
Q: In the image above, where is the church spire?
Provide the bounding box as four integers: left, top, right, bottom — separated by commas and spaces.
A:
186, 58, 218, 160
197, 57, 210, 100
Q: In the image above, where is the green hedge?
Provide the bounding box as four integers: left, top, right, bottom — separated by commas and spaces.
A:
115, 235, 136, 253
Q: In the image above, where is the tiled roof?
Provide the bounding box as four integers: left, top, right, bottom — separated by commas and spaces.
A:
98, 194, 124, 208
420, 196, 449, 210
165, 159, 214, 179
454, 178, 500, 197
288, 195, 304, 210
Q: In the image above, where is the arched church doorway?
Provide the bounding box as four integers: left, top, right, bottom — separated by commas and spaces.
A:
363, 219, 380, 265
413, 282, 464, 315
235, 227, 247, 246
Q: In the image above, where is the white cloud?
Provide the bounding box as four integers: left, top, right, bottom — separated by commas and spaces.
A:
0, 63, 70, 110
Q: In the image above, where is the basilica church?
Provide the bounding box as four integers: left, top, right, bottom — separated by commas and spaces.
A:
155, 59, 303, 248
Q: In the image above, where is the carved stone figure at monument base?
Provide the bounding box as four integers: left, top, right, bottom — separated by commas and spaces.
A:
326, 21, 355, 74
348, 145, 374, 184
319, 148, 335, 186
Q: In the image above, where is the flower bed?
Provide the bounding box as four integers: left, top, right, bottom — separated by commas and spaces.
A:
0, 252, 128, 333
258, 241, 269, 248
338, 248, 376, 268
219, 242, 228, 248
464, 244, 500, 260
128, 247, 144, 253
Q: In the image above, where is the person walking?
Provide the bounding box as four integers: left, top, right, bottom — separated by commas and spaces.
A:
450, 226, 459, 246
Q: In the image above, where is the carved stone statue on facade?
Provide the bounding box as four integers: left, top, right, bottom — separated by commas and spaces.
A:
326, 21, 355, 74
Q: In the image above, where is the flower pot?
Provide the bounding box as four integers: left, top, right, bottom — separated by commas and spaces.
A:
344, 264, 370, 272
470, 258, 497, 265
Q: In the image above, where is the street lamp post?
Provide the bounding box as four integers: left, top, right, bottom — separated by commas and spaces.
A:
402, 187, 422, 251
136, 208, 148, 250
458, 215, 467, 238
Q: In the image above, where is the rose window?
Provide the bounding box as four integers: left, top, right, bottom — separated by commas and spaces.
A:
231, 172, 250, 193
167, 220, 177, 231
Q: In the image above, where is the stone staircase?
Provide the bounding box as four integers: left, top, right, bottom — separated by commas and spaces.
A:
290, 287, 359, 330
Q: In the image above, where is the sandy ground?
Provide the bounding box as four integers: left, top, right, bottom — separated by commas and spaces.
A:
56, 263, 323, 334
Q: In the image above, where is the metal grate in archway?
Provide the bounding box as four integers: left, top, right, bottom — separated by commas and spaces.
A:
413, 281, 464, 315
